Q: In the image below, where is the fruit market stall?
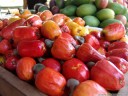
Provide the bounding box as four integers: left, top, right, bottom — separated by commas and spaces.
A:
0, 66, 128, 96
0, 0, 128, 96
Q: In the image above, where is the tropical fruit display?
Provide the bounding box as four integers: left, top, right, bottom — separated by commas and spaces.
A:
31, 0, 128, 28
0, 0, 128, 96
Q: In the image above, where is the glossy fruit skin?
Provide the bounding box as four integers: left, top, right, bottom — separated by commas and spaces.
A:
35, 67, 66, 96
99, 39, 110, 50
17, 40, 46, 57
51, 38, 75, 60
41, 20, 62, 40
102, 22, 126, 41
59, 32, 78, 46
76, 43, 106, 63
39, 10, 53, 21
73, 80, 108, 96
0, 20, 4, 30
89, 31, 101, 40
84, 34, 100, 50
41, 58, 61, 72
107, 56, 128, 74
107, 41, 128, 51
16, 57, 36, 81
1, 18, 25, 40
0, 39, 12, 55
62, 58, 89, 82
91, 59, 125, 91
4, 56, 19, 71
24, 15, 42, 28
73, 17, 85, 26
13, 26, 40, 44
106, 48, 128, 61
60, 24, 71, 34
51, 13, 72, 26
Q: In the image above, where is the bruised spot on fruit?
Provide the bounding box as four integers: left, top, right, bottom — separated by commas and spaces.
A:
72, 64, 82, 70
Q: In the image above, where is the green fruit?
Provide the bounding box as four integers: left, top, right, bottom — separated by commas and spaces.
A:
55, 0, 64, 8
108, 0, 113, 4
72, 0, 92, 6
83, 16, 100, 27
38, 5, 49, 12
64, 0, 74, 6
60, 5, 77, 16
124, 10, 128, 21
76, 4, 97, 17
96, 8, 115, 21
99, 19, 122, 28
107, 2, 127, 15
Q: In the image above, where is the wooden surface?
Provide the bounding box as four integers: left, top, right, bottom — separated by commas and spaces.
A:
0, 66, 47, 96
0, 66, 128, 96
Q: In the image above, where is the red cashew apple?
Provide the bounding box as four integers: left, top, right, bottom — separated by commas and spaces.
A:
1, 18, 25, 40
102, 22, 126, 41
41, 58, 61, 72
41, 20, 62, 40
107, 56, 128, 74
59, 32, 78, 46
13, 26, 41, 45
24, 14, 43, 28
108, 41, 128, 51
76, 43, 106, 63
4, 56, 19, 71
16, 57, 36, 81
0, 19, 4, 30
17, 40, 46, 57
51, 37, 75, 60
35, 67, 66, 96
0, 39, 12, 55
73, 80, 108, 96
91, 59, 125, 91
84, 34, 100, 50
62, 58, 89, 82
106, 48, 128, 61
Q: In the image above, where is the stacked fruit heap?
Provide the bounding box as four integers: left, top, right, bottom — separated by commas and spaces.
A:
34, 0, 128, 28
0, 0, 128, 96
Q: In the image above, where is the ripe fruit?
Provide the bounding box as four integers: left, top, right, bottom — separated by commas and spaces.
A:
51, 38, 75, 60
4, 56, 19, 71
91, 59, 125, 91
73, 80, 108, 96
62, 58, 89, 82
41, 58, 61, 72
41, 20, 62, 40
16, 57, 36, 81
17, 40, 46, 57
76, 43, 106, 63
102, 22, 126, 41
73, 17, 85, 26
39, 10, 53, 21
13, 26, 40, 45
35, 67, 66, 96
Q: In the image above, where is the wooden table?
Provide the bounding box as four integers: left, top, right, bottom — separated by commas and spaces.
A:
0, 66, 128, 96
